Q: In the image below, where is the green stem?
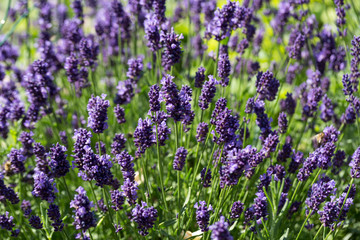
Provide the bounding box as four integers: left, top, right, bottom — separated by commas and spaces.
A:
0, 0, 12, 32
156, 124, 168, 212
295, 210, 312, 240
313, 225, 324, 240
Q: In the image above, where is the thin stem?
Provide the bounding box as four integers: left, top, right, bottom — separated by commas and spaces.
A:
156, 124, 168, 212
0, 0, 12, 32
313, 225, 324, 240
295, 210, 312, 240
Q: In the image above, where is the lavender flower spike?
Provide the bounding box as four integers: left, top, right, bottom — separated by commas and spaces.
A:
87, 94, 110, 134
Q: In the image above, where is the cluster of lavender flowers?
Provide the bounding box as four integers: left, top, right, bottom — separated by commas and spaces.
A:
1, 0, 360, 239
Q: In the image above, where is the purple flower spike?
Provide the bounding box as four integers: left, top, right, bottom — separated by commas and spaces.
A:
87, 94, 110, 134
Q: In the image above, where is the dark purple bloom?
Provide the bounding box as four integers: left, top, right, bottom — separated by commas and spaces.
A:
218, 52, 231, 87
200, 168, 212, 188
195, 67, 206, 88
179, 86, 195, 131
144, 15, 161, 52
111, 134, 127, 156
114, 105, 126, 124
70, 186, 96, 231
0, 212, 15, 231
34, 143, 51, 175
7, 149, 26, 175
288, 32, 305, 60
21, 200, 32, 218
127, 57, 143, 84
278, 112, 288, 134
87, 94, 110, 134
173, 147, 188, 171
288, 151, 304, 174
342, 73, 353, 97
196, 122, 209, 142
350, 36, 360, 92
72, 0, 84, 21
133, 118, 156, 157
32, 171, 57, 203
47, 204, 64, 232
110, 190, 125, 211
332, 150, 346, 174
115, 80, 134, 105
131, 201, 158, 236
194, 201, 213, 232
148, 84, 161, 112
198, 75, 219, 110
256, 70, 279, 101
253, 190, 268, 221
29, 216, 43, 229
49, 143, 70, 178
350, 146, 360, 178
209, 216, 233, 240
261, 131, 279, 158
230, 201, 244, 219
116, 150, 135, 182
277, 143, 292, 163
79, 36, 99, 68
253, 99, 272, 142
322, 125, 340, 145
19, 131, 34, 157
320, 94, 334, 122
305, 177, 336, 212
72, 128, 92, 171
302, 87, 322, 118
157, 120, 171, 146
211, 106, 239, 145
160, 28, 183, 71
280, 92, 297, 115
121, 178, 138, 205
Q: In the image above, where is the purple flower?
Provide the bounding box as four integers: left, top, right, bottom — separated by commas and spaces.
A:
131, 201, 158, 236
19, 131, 34, 157
0, 175, 19, 204
144, 15, 161, 52
21, 200, 32, 218
72, 128, 92, 171
49, 143, 70, 178
34, 143, 51, 176
127, 57, 143, 84
195, 67, 206, 88
121, 178, 138, 206
198, 75, 219, 110
278, 112, 288, 134
201, 168, 212, 188
79, 36, 99, 68
32, 171, 57, 203
280, 92, 297, 115
116, 150, 135, 182
277, 143, 292, 163
160, 28, 183, 71
157, 120, 171, 146
29, 216, 43, 229
110, 190, 125, 211
111, 134, 127, 156
218, 51, 231, 87
114, 104, 126, 124
320, 94, 334, 122
133, 118, 156, 157
196, 122, 209, 143
256, 70, 279, 101
47, 204, 64, 231
194, 201, 213, 232
0, 212, 15, 231
288, 32, 305, 60
87, 94, 110, 133
253, 190, 268, 221
173, 147, 188, 171
211, 106, 239, 145
72, 0, 84, 21
253, 99, 272, 142
288, 151, 304, 173
350, 36, 360, 92
148, 84, 161, 112
7, 149, 26, 175
332, 150, 346, 174
261, 131, 279, 158
350, 146, 360, 178
302, 87, 322, 118
305, 177, 336, 212
70, 186, 96, 231
230, 201, 244, 219
209, 216, 233, 240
